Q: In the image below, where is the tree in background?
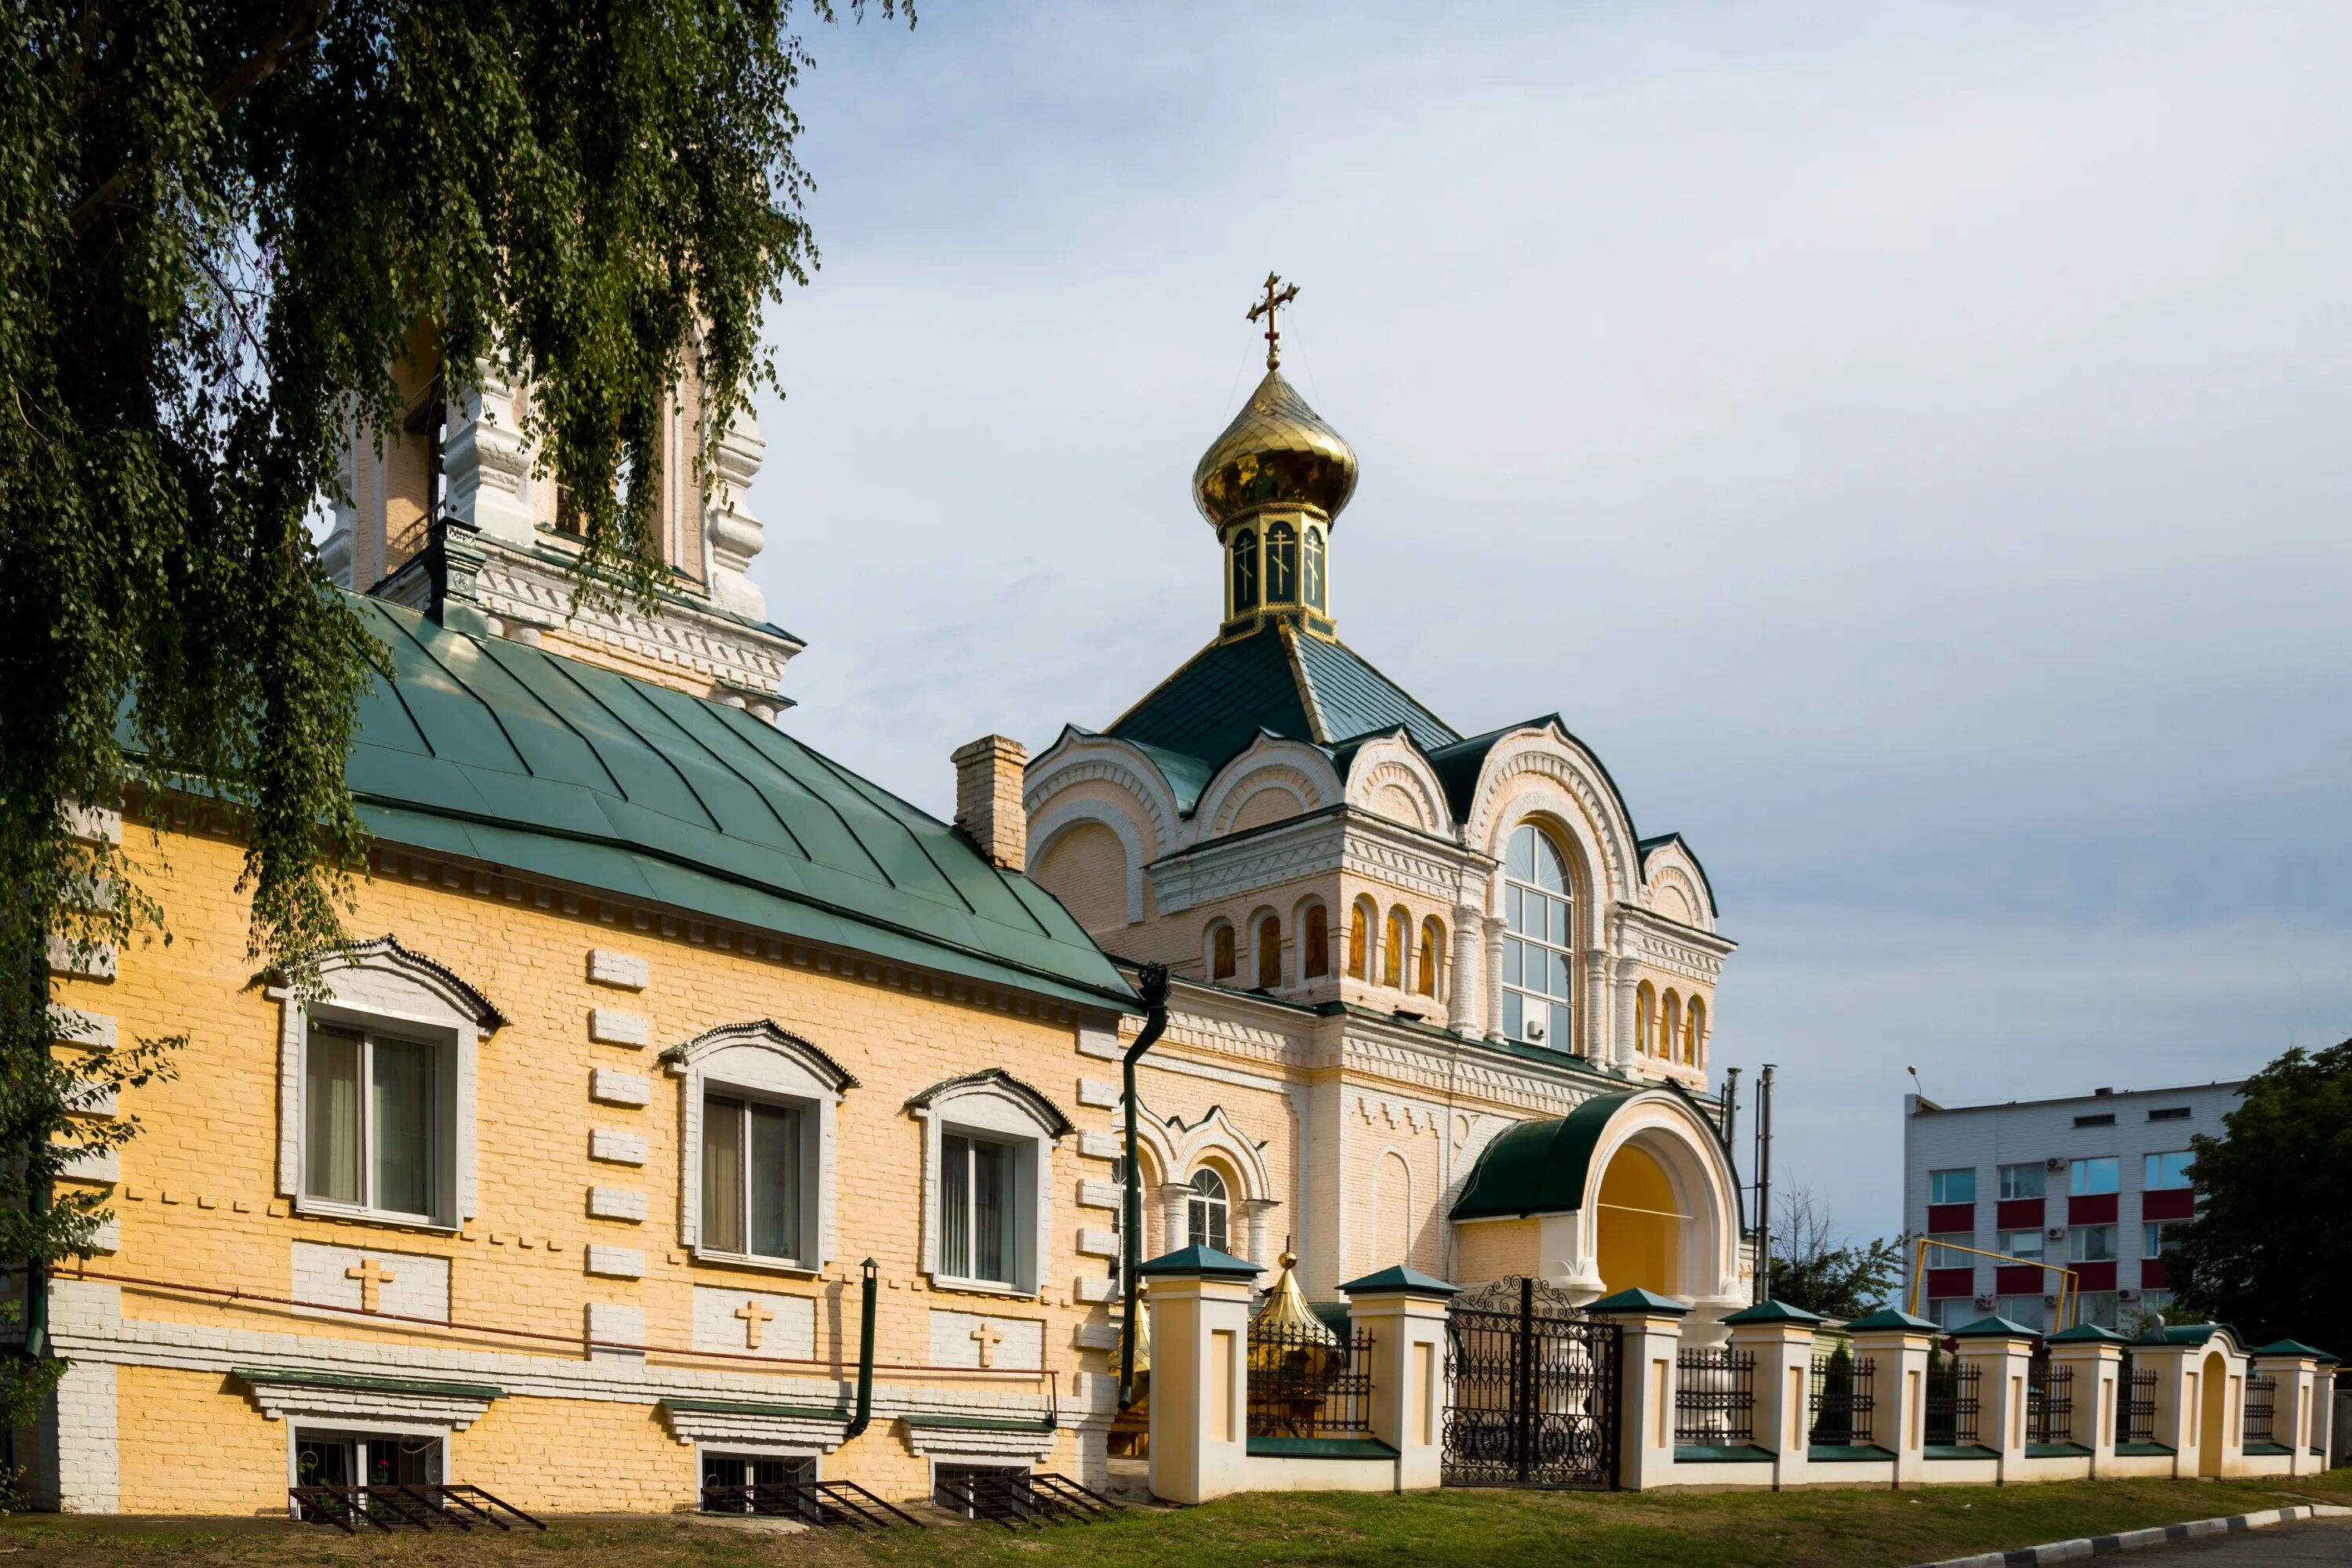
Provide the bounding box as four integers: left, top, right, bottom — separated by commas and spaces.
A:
2168, 1040, 2352, 1354
1766, 1188, 1909, 1321
0, 0, 903, 1430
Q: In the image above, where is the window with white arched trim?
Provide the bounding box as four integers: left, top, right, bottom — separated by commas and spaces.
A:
1348, 898, 1374, 980
1503, 824, 1573, 1049
1187, 1168, 1230, 1254
908, 1069, 1070, 1296
1635, 981, 1656, 1058
674, 1022, 856, 1272
1417, 916, 1442, 999
1209, 921, 1236, 983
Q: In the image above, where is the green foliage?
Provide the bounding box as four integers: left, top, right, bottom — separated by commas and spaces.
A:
1766, 1189, 1909, 1321
0, 0, 901, 1332
2167, 1039, 2352, 1355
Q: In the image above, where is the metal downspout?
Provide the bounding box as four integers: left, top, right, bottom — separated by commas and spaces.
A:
841, 1258, 877, 1439
1118, 964, 1171, 1412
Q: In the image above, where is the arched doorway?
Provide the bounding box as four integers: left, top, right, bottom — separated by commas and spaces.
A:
1595, 1143, 1680, 1297
2198, 1352, 2228, 1477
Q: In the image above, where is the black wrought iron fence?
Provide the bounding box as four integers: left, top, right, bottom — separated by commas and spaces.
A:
1248, 1322, 1374, 1439
2244, 1374, 2277, 1446
1674, 1345, 1755, 1446
2029, 1363, 2074, 1446
2118, 1364, 2158, 1446
1808, 1346, 1874, 1447
1925, 1359, 1980, 1447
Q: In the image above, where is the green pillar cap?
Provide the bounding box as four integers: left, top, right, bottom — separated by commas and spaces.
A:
2048, 1323, 2129, 1345
1134, 1244, 1263, 1281
1846, 1308, 1939, 1334
1947, 1315, 2039, 1340
1338, 1265, 1460, 1298
1586, 1287, 1692, 1316
1722, 1299, 1826, 1327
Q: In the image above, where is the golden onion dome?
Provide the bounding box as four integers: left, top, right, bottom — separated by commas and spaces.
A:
1248, 1250, 1339, 1345
1191, 368, 1359, 531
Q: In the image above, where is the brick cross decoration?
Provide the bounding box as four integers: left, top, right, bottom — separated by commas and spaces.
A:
735, 1298, 775, 1349
1246, 272, 1301, 370
345, 1258, 396, 1312
970, 1319, 1004, 1368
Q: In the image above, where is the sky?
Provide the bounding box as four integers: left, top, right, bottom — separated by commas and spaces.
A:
728, 1, 2352, 1243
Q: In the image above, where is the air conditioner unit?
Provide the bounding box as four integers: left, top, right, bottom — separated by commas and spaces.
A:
2118, 1290, 2140, 1303
2046, 1225, 2067, 1241
2045, 1156, 2067, 1172
1526, 1022, 1546, 1041
2043, 1294, 2060, 1308
1973, 1294, 1995, 1310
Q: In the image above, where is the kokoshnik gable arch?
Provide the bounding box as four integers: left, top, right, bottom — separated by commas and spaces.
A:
1022, 283, 1748, 1312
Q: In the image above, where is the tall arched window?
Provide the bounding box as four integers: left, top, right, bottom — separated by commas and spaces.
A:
1254, 914, 1283, 989
1186, 1168, 1229, 1254
1304, 527, 1327, 610
1302, 904, 1330, 978
1348, 900, 1371, 979
1416, 917, 1442, 998
1210, 923, 1236, 982
1635, 982, 1656, 1058
1229, 528, 1259, 613
1685, 996, 1706, 1065
1382, 906, 1406, 988
1503, 824, 1573, 1048
1265, 521, 1298, 602
1661, 991, 1682, 1062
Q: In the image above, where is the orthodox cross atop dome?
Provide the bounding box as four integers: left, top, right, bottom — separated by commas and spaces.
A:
1247, 272, 1301, 370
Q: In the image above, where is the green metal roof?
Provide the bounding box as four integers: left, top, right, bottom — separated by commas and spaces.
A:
340, 596, 1133, 1012
1134, 1243, 1262, 1279
1105, 621, 1458, 769
1338, 1265, 1461, 1298
1848, 1308, 1940, 1334
1449, 1093, 1633, 1221
1722, 1299, 1827, 1327
1587, 1287, 1692, 1316
1947, 1315, 2039, 1340
2048, 1323, 2129, 1345
661, 1398, 850, 1421
234, 1366, 503, 1401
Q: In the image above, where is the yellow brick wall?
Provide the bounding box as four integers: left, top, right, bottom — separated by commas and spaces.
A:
116, 1366, 287, 1515
56, 825, 1122, 1513
1452, 1219, 1540, 1287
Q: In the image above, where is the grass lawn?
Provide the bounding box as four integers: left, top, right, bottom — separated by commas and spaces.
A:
2, 1472, 2348, 1568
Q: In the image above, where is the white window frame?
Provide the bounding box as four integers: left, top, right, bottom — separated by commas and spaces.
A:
668, 1022, 853, 1276
2068, 1223, 2118, 1264
909, 1072, 1068, 1299
1997, 1229, 2042, 1261
1187, 1168, 1230, 1254
1996, 1163, 2045, 1201
297, 1020, 448, 1224
271, 937, 501, 1230
1501, 825, 1574, 1047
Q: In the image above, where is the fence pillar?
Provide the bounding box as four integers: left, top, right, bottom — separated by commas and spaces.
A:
2048, 1323, 2125, 1473
2249, 1344, 2319, 1475
1950, 1316, 2035, 1483
1848, 1308, 1938, 1487
1588, 1287, 1691, 1492
1339, 1265, 1459, 1492
1138, 1243, 1263, 1505
1724, 1299, 1824, 1490
2127, 1332, 2200, 1476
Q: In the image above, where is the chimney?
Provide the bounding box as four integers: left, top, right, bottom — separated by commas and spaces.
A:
952, 735, 1029, 869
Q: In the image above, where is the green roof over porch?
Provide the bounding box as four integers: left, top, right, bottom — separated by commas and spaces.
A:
1449, 1092, 1634, 1221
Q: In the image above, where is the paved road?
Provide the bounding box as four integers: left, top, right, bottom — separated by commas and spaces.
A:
2147, 1519, 2352, 1563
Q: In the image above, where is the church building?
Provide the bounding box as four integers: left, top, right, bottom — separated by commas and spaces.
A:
1023, 286, 1748, 1316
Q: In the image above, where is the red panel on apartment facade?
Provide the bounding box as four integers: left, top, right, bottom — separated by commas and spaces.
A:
2067, 1193, 2118, 1225
1926, 1267, 1976, 1299
1996, 1198, 2045, 1230
2071, 1261, 2117, 1292
2143, 1189, 2194, 1221
2140, 1258, 2169, 1290
1926, 1203, 1975, 1236
1995, 1265, 2044, 1295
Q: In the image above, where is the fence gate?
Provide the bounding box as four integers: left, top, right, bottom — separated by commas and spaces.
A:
1442, 1276, 1621, 1489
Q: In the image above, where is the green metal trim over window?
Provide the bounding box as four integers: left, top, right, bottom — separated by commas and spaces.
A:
234, 1367, 503, 1402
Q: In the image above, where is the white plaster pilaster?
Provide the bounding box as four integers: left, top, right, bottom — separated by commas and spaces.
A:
1481, 916, 1507, 1044
440, 363, 536, 546
1157, 1183, 1193, 1253
1611, 956, 1641, 1072
703, 411, 768, 620
1448, 904, 1481, 1036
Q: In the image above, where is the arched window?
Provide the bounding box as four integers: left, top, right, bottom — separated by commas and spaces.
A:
1661, 991, 1682, 1062
1382, 906, 1407, 989
1416, 917, 1442, 998
1304, 527, 1327, 610
1187, 1168, 1229, 1254
1686, 996, 1706, 1065
1347, 900, 1371, 979
1302, 904, 1330, 978
1503, 824, 1573, 1049
1254, 914, 1283, 989
1265, 521, 1298, 602
1210, 923, 1236, 982
1635, 982, 1656, 1058
1229, 528, 1259, 613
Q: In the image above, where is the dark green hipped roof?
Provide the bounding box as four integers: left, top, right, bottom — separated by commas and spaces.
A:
1722, 1299, 1826, 1327
1338, 1265, 1460, 1298
336, 596, 1133, 1012
1107, 621, 1458, 767
1588, 1287, 1691, 1316
1848, 1308, 1940, 1334
1450, 1093, 1633, 1221
1135, 1244, 1262, 1279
